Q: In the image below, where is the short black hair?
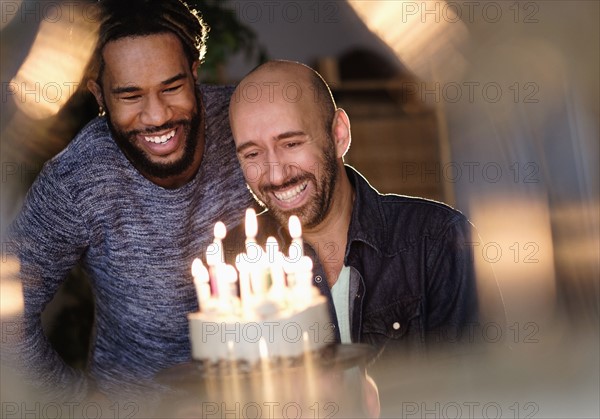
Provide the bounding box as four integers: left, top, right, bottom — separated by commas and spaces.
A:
90, 0, 208, 83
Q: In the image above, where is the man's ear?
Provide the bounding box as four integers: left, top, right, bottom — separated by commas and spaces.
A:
192, 60, 200, 82
331, 108, 351, 159
87, 79, 104, 109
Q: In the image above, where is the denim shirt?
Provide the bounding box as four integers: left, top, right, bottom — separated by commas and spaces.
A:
224, 166, 480, 354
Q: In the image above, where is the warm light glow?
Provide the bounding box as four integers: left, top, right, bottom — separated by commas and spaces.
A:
205, 245, 217, 266
347, 0, 468, 80
0, 256, 23, 317
267, 237, 286, 291
298, 256, 313, 273
258, 337, 269, 360
288, 215, 304, 260
10, 3, 99, 119
195, 213, 320, 314
191, 258, 209, 282
249, 253, 268, 298
245, 208, 258, 238
192, 258, 212, 312
288, 216, 302, 239
208, 222, 226, 266
223, 264, 238, 283
302, 330, 317, 403
265, 236, 279, 259
235, 254, 252, 308
214, 221, 227, 240
469, 197, 557, 327
216, 264, 238, 308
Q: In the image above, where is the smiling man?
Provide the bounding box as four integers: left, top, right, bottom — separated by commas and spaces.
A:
227, 60, 488, 353
87, 32, 203, 188
6, 0, 252, 402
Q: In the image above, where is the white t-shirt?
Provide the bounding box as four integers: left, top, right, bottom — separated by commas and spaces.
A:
331, 265, 352, 343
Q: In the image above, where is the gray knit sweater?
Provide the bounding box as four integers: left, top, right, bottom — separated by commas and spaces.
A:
8, 85, 253, 400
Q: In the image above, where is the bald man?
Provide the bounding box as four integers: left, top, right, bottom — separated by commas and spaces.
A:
226, 60, 482, 353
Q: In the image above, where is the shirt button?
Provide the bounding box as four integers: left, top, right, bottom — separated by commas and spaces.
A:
392, 322, 401, 330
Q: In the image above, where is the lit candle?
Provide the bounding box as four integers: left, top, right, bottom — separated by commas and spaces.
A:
266, 237, 286, 297
206, 221, 227, 296
245, 208, 258, 252
244, 208, 268, 298
296, 255, 314, 305
217, 264, 238, 312
282, 255, 297, 289
191, 258, 211, 312
235, 254, 253, 314
249, 248, 268, 299
288, 215, 303, 261
296, 256, 313, 285
213, 221, 227, 264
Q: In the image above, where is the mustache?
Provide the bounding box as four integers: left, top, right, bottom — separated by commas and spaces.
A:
124, 119, 190, 137
259, 174, 313, 194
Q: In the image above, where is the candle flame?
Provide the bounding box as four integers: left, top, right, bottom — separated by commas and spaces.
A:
245, 208, 258, 238
288, 215, 302, 239
191, 258, 209, 282
214, 221, 227, 240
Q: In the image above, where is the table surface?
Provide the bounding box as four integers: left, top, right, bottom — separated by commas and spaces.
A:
150, 334, 600, 419
154, 344, 377, 418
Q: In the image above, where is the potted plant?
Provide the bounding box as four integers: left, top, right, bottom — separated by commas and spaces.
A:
188, 0, 267, 83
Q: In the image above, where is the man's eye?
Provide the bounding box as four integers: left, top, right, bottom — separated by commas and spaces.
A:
244, 152, 258, 159
121, 95, 141, 102
164, 85, 183, 93
284, 142, 299, 148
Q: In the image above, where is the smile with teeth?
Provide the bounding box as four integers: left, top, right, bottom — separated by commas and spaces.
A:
144, 129, 175, 144
273, 181, 308, 202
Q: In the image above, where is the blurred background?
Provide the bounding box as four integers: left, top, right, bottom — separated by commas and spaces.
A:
1, 0, 598, 417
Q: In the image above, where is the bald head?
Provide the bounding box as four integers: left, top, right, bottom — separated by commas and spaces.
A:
230, 60, 336, 134
228, 60, 353, 229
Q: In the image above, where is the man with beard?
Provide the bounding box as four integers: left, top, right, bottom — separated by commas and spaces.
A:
226, 60, 488, 353
6, 0, 253, 402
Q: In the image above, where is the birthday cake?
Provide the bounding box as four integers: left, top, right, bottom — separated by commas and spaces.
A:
188, 209, 334, 364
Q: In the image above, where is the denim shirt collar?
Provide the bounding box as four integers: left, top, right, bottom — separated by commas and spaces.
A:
344, 165, 387, 263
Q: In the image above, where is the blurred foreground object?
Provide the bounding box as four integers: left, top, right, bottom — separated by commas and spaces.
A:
348, 0, 599, 333
0, 255, 23, 317
8, 3, 98, 120
154, 344, 379, 419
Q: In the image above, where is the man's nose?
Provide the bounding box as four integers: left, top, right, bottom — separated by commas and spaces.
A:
263, 152, 296, 186
140, 94, 173, 126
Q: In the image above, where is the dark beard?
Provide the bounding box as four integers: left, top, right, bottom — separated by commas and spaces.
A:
260, 139, 338, 230
106, 98, 202, 179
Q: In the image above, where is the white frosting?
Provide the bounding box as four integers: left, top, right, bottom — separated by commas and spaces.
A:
188, 293, 333, 363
